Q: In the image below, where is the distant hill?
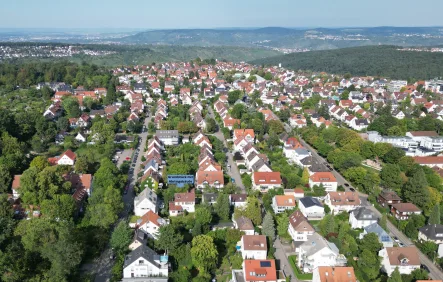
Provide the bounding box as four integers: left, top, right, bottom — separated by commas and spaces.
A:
251, 45, 443, 79
0, 43, 281, 66
119, 26, 443, 50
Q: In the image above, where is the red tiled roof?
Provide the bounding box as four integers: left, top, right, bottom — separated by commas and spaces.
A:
253, 172, 282, 185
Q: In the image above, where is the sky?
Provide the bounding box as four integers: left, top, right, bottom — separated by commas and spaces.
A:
1, 0, 443, 30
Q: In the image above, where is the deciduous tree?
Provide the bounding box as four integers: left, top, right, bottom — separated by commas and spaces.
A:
191, 235, 218, 273
155, 224, 183, 254
111, 221, 133, 253
262, 212, 276, 241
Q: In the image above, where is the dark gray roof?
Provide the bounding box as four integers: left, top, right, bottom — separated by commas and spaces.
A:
133, 229, 148, 245
308, 162, 329, 173
299, 197, 323, 208
419, 224, 443, 240
203, 193, 218, 203
350, 207, 377, 221
124, 244, 164, 268
251, 159, 270, 172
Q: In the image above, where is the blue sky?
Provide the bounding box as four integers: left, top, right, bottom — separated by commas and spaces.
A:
1, 0, 443, 29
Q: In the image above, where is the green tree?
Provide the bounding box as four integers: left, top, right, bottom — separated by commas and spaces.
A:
191, 235, 218, 273
301, 167, 309, 185
387, 267, 402, 282
74, 155, 90, 173
382, 147, 405, 164
380, 164, 403, 191
56, 116, 69, 132
62, 97, 81, 118
0, 165, 11, 193
262, 212, 276, 241
155, 224, 184, 254
277, 213, 289, 237
168, 162, 191, 175
195, 205, 213, 226
245, 197, 262, 225
360, 232, 382, 253
429, 204, 441, 225
402, 168, 430, 210
326, 216, 335, 234
267, 120, 285, 135
205, 118, 217, 134
40, 194, 76, 221
231, 103, 246, 119
228, 90, 242, 105
214, 194, 230, 221
358, 249, 380, 281
380, 214, 388, 230
264, 72, 273, 80
29, 156, 50, 171
111, 221, 133, 253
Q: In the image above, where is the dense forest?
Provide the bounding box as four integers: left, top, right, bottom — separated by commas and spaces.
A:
251, 45, 443, 80
0, 43, 281, 66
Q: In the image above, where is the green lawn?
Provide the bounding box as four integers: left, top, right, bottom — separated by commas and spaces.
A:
288, 255, 313, 280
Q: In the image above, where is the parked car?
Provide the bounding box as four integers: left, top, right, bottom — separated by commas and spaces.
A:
231, 178, 235, 183
344, 183, 350, 187
398, 242, 405, 247
349, 187, 355, 192
393, 236, 400, 243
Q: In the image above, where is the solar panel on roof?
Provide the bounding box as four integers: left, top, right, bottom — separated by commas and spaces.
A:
260, 261, 271, 267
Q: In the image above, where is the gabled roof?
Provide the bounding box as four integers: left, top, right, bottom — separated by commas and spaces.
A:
244, 259, 277, 281
242, 235, 267, 251
419, 224, 443, 240
316, 266, 357, 282
11, 175, 21, 190
123, 244, 164, 269
385, 247, 420, 266
327, 192, 360, 206
235, 216, 254, 230
138, 210, 164, 227
350, 207, 377, 221
252, 172, 282, 185
60, 149, 76, 161
310, 172, 337, 183
289, 210, 314, 232
299, 197, 323, 208
391, 202, 421, 212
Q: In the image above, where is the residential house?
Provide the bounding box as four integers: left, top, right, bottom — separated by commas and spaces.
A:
169, 192, 195, 216
297, 233, 346, 273
312, 266, 357, 282
232, 260, 277, 282
233, 216, 255, 235
271, 195, 296, 214
324, 192, 361, 214
155, 130, 179, 146
202, 193, 218, 205
288, 210, 315, 243
239, 235, 267, 260
129, 229, 148, 251
298, 197, 325, 220
11, 175, 21, 200
136, 210, 168, 239
48, 149, 77, 166
195, 170, 224, 189
348, 207, 378, 229
134, 187, 158, 216
413, 156, 443, 168
359, 223, 393, 247
223, 117, 241, 130
251, 172, 282, 191
379, 247, 420, 276
418, 224, 443, 244
377, 191, 402, 207
309, 172, 337, 192
229, 194, 248, 209
390, 203, 422, 220
122, 244, 168, 281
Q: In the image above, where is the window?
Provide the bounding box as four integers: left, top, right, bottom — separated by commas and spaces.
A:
139, 260, 144, 264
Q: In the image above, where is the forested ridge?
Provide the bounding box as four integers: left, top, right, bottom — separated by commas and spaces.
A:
251, 45, 443, 80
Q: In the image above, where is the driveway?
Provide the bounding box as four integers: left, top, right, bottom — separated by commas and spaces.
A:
289, 125, 443, 280
208, 107, 245, 192
274, 239, 299, 282
93, 114, 152, 282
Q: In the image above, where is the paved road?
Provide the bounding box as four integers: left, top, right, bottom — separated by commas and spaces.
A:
274, 239, 299, 282
285, 124, 443, 280
93, 114, 151, 282
208, 107, 245, 192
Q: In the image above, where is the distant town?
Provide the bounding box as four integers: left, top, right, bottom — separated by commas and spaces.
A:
3, 58, 443, 282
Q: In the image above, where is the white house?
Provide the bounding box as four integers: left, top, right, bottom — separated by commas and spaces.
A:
122, 244, 168, 281
297, 233, 346, 273
229, 194, 248, 209
324, 192, 361, 214
233, 216, 255, 235
288, 210, 315, 243
271, 195, 296, 214
309, 172, 337, 192
169, 192, 195, 216
239, 235, 267, 260
251, 172, 282, 192
379, 247, 420, 276
298, 197, 325, 220
418, 224, 443, 244
134, 187, 158, 216
136, 210, 168, 239
348, 207, 378, 229
54, 149, 77, 166
155, 130, 179, 146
